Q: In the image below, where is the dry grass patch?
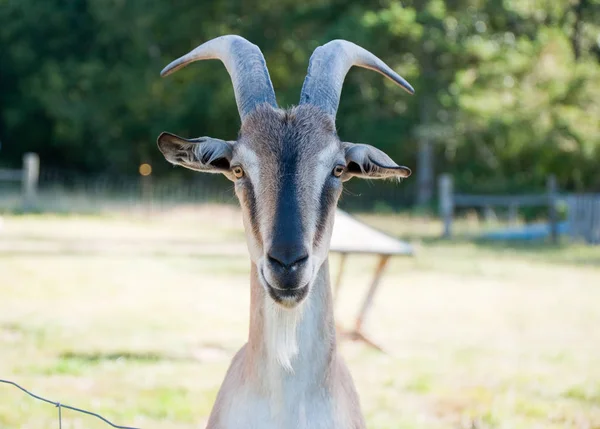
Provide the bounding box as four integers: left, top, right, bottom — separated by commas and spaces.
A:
1, 208, 599, 428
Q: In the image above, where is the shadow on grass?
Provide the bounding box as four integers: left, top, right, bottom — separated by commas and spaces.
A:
0, 248, 248, 259
398, 233, 600, 268
59, 343, 230, 364
472, 240, 600, 267
61, 351, 171, 363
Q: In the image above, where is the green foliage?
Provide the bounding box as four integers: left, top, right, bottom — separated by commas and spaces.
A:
0, 0, 598, 192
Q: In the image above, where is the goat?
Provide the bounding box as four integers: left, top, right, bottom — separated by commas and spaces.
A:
157, 35, 413, 429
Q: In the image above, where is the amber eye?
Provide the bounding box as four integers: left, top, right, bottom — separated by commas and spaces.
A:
332, 165, 345, 178
232, 166, 245, 179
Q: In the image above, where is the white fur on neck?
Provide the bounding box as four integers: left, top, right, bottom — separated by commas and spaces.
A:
264, 297, 304, 372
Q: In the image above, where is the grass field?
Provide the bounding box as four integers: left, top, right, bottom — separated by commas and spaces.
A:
1, 207, 599, 429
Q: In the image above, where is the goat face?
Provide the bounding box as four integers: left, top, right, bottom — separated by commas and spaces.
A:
157, 36, 413, 308
158, 103, 410, 307
233, 105, 343, 307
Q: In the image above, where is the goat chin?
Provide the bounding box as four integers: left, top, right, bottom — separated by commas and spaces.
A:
264, 296, 305, 373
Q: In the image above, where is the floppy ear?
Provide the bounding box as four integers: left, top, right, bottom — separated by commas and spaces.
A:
157, 132, 233, 173
343, 142, 411, 181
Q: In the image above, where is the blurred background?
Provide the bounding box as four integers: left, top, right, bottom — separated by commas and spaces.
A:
1, 0, 599, 428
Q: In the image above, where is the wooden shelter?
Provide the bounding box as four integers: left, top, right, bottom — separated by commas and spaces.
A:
329, 210, 414, 351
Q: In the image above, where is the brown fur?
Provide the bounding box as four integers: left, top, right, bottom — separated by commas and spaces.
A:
206, 262, 366, 429
157, 103, 411, 427
158, 36, 413, 429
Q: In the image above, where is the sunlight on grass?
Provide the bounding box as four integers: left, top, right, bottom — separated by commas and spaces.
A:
1, 208, 600, 428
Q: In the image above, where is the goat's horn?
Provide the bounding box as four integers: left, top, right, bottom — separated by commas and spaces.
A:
299, 40, 414, 117
161, 35, 278, 120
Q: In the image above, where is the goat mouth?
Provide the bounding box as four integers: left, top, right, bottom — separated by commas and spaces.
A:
260, 269, 309, 307
267, 284, 309, 307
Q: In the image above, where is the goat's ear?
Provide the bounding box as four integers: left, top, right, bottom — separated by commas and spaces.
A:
342, 142, 411, 181
157, 132, 233, 174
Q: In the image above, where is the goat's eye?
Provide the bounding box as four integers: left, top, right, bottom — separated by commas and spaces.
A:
232, 166, 245, 179
332, 165, 345, 178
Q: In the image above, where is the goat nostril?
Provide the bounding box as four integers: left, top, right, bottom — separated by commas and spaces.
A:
291, 255, 309, 268
267, 253, 309, 270
267, 254, 286, 269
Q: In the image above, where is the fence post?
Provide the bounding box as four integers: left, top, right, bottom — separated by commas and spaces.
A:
22, 153, 40, 211
483, 206, 497, 224
547, 175, 558, 244
438, 174, 454, 238
508, 203, 519, 226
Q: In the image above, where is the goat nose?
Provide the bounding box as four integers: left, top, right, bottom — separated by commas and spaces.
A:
267, 246, 309, 271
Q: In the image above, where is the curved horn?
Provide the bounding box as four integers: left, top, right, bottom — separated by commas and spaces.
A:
299, 40, 414, 117
161, 35, 278, 120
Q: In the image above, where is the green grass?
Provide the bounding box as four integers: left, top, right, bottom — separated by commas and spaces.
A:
1, 207, 600, 428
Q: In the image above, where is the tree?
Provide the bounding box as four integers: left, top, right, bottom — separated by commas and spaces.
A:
1, 0, 598, 198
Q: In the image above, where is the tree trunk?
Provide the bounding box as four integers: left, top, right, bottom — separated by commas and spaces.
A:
416, 93, 434, 207
571, 0, 586, 61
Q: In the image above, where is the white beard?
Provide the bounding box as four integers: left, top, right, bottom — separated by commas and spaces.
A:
264, 297, 304, 373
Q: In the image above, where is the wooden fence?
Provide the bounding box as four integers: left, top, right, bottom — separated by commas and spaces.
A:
566, 194, 600, 244
3, 156, 599, 244
0, 153, 39, 210
439, 174, 600, 245
438, 174, 560, 242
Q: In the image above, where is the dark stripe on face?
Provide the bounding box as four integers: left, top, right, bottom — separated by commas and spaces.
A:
242, 180, 262, 246
314, 176, 341, 245
269, 146, 306, 262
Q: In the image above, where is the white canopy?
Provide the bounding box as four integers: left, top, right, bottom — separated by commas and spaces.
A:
330, 210, 414, 256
